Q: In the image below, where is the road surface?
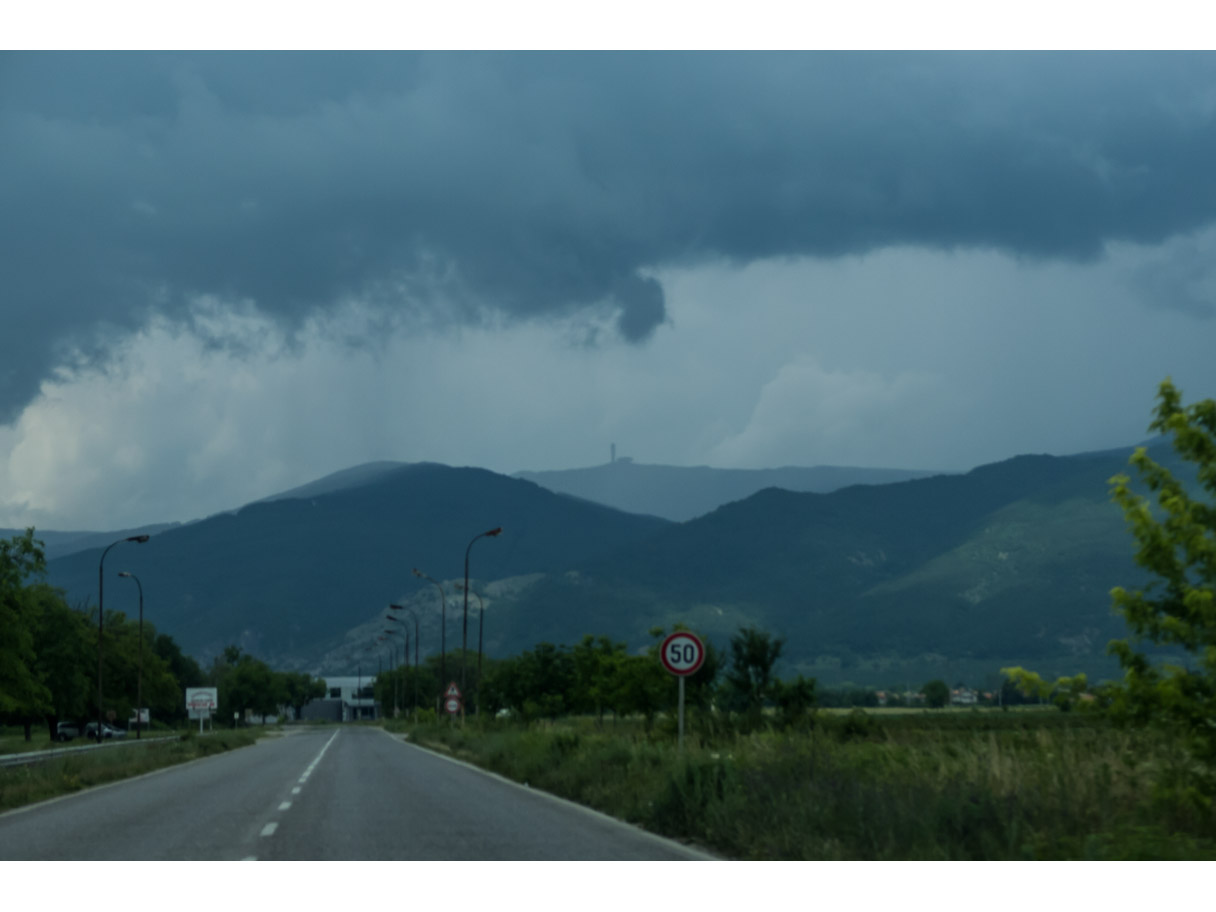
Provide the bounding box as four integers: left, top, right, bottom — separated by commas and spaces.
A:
0, 726, 711, 860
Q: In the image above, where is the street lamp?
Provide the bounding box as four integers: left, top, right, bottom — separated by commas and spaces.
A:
457, 583, 485, 715
389, 604, 420, 717
462, 528, 501, 700
116, 571, 144, 739
383, 625, 408, 718
377, 636, 395, 717
412, 569, 447, 700
97, 535, 150, 742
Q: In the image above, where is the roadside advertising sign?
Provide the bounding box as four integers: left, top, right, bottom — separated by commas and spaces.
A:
186, 687, 218, 720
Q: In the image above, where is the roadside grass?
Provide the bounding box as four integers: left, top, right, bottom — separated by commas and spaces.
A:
0, 728, 268, 814
396, 710, 1216, 860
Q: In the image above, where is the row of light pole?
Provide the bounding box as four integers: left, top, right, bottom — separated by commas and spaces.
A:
410, 526, 501, 718
92, 526, 502, 733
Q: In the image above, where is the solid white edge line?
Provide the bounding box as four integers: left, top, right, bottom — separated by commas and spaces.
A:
382, 729, 717, 860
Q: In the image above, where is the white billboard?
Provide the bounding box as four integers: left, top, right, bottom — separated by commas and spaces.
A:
186, 687, 218, 720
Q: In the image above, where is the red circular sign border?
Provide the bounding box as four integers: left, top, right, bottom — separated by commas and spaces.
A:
660, 631, 705, 676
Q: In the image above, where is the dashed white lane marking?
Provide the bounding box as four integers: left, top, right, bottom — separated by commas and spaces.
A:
243, 856, 258, 861
253, 729, 338, 847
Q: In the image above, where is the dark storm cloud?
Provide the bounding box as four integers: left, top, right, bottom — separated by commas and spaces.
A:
3, 51, 1215, 420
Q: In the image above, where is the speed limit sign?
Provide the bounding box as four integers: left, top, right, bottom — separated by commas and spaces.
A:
660, 631, 705, 676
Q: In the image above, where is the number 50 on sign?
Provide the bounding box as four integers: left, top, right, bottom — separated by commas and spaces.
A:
660, 631, 705, 676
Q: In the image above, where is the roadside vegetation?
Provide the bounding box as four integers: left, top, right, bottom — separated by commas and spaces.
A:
0, 727, 268, 814
394, 709, 1216, 860
0, 527, 326, 743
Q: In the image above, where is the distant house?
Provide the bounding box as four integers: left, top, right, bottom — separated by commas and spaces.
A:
950, 688, 979, 706
299, 676, 381, 722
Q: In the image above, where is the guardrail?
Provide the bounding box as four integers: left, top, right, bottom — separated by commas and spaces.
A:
0, 735, 182, 768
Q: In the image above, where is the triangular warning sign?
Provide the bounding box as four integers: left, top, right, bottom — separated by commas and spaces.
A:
445, 681, 462, 698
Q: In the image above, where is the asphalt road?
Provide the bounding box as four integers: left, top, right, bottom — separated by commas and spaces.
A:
0, 727, 711, 860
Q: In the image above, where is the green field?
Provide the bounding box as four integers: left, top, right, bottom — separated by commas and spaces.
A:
396, 708, 1216, 860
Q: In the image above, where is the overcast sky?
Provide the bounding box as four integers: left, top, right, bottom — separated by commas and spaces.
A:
3, 48, 1216, 531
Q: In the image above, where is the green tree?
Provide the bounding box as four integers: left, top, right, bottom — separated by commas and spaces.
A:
773, 674, 817, 728
724, 626, 784, 717
0, 530, 53, 738
33, 594, 94, 736
284, 671, 326, 719
1109, 379, 1216, 771
1001, 665, 1051, 704
152, 633, 204, 724
616, 652, 669, 728
571, 635, 628, 721
492, 642, 574, 720
923, 679, 950, 709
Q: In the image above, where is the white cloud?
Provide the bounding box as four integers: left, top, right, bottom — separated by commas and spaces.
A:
4, 231, 1216, 530
708, 358, 946, 468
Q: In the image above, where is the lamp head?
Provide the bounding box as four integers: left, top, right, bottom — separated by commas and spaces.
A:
118, 571, 132, 578
128, 535, 151, 543
485, 527, 502, 537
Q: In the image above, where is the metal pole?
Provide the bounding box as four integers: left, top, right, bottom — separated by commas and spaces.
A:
475, 590, 484, 716
118, 572, 144, 739
678, 675, 686, 753
97, 535, 149, 743
462, 528, 501, 709
412, 571, 446, 710
461, 585, 484, 715
391, 604, 421, 719
137, 579, 143, 738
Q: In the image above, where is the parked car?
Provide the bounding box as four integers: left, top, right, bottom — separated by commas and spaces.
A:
55, 722, 80, 742
84, 722, 127, 740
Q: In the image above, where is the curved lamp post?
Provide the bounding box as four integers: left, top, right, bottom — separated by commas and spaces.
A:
412, 569, 446, 701
116, 571, 144, 739
377, 636, 396, 718
457, 583, 485, 715
97, 535, 150, 742
389, 604, 420, 717
462, 528, 501, 699
383, 625, 408, 718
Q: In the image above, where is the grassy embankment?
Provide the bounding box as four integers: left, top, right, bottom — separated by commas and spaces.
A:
0, 727, 270, 814
391, 709, 1216, 860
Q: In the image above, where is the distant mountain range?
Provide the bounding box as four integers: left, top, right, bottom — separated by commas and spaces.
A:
27, 445, 1184, 687
0, 524, 182, 562
514, 461, 944, 521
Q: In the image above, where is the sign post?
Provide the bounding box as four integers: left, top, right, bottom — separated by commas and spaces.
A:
186, 687, 218, 735
443, 682, 463, 718
659, 631, 705, 752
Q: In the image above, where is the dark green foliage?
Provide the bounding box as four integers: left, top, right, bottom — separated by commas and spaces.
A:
723, 626, 784, 717
923, 679, 950, 708
0, 530, 53, 724
1109, 379, 1216, 780
406, 710, 1216, 860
